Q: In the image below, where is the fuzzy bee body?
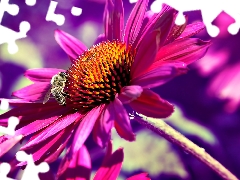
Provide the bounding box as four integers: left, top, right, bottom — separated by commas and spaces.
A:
43, 72, 68, 105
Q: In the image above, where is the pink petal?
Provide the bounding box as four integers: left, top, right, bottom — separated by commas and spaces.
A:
127, 173, 150, 180
58, 146, 91, 180
93, 148, 124, 180
24, 68, 65, 82
0, 99, 32, 107
155, 38, 211, 65
71, 106, 103, 154
134, 6, 175, 49
102, 141, 113, 165
104, 0, 124, 41
93, 104, 114, 148
137, 10, 155, 36
57, 147, 71, 178
164, 15, 188, 45
130, 89, 174, 118
0, 135, 23, 157
19, 125, 73, 164
44, 136, 70, 163
94, 34, 106, 45
117, 85, 143, 104
54, 30, 87, 60
0, 102, 63, 127
39, 170, 55, 180
124, 0, 148, 45
131, 65, 180, 89
177, 22, 205, 40
114, 0, 124, 39
131, 30, 161, 79
15, 115, 57, 136
22, 112, 82, 149
136, 5, 171, 37
12, 82, 50, 102
113, 98, 135, 141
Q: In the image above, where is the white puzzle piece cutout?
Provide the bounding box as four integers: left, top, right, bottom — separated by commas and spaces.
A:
71, 6, 82, 16
150, 0, 240, 37
0, 163, 15, 180
16, 151, 50, 180
25, 0, 36, 6
0, 0, 31, 54
0, 100, 19, 136
46, 1, 65, 26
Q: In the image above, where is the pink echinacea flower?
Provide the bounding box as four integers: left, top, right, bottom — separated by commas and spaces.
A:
58, 141, 150, 180
0, 0, 210, 168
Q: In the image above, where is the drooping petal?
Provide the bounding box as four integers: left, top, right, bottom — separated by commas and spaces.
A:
54, 30, 87, 60
131, 65, 179, 89
113, 98, 135, 141
155, 38, 211, 65
104, 0, 124, 41
127, 173, 150, 180
124, 0, 149, 45
71, 106, 103, 154
177, 22, 205, 41
92, 104, 114, 148
19, 124, 74, 164
21, 112, 82, 149
24, 68, 65, 82
12, 82, 50, 102
58, 146, 91, 180
130, 89, 173, 118
0, 135, 23, 157
93, 148, 124, 180
118, 85, 143, 104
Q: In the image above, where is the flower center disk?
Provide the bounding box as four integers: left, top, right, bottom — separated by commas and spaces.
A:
65, 40, 135, 110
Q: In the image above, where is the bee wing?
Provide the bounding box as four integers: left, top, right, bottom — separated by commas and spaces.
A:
43, 87, 51, 104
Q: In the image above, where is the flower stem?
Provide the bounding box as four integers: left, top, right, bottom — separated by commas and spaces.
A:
134, 117, 238, 180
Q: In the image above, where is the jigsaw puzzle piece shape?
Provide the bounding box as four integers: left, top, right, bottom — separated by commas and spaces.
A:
151, 0, 201, 25
0, 100, 19, 136
46, 1, 65, 26
25, 0, 36, 6
0, 162, 15, 180
0, 116, 19, 136
0, 0, 19, 21
0, 21, 30, 54
0, 99, 9, 111
223, 0, 240, 35
71, 6, 82, 16
16, 151, 50, 180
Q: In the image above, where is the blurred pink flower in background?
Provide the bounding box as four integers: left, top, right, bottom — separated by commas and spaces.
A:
208, 63, 240, 113
194, 12, 240, 113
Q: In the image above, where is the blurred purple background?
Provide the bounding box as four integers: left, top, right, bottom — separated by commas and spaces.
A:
1, 0, 240, 179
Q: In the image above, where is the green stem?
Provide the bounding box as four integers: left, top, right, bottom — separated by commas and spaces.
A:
134, 117, 238, 180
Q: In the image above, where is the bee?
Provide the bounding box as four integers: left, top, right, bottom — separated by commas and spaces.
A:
43, 72, 68, 105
